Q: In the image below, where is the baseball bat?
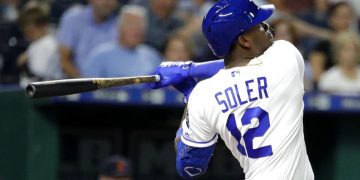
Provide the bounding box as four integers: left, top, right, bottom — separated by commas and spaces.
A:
25, 75, 160, 99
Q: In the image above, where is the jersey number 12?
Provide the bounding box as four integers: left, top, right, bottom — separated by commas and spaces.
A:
226, 107, 273, 158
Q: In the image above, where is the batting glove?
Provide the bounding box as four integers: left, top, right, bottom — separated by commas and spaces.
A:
151, 60, 224, 102
150, 61, 195, 101
151, 60, 224, 88
150, 61, 193, 89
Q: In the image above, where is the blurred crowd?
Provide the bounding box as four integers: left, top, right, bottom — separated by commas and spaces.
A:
0, 0, 359, 95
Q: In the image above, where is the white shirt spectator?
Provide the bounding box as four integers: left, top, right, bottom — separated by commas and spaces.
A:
319, 66, 360, 95
26, 33, 59, 79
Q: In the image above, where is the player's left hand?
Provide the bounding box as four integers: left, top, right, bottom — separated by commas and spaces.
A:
151, 61, 197, 102
150, 61, 193, 88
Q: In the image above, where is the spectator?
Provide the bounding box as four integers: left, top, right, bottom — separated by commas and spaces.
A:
129, 0, 148, 6
330, 0, 360, 18
267, 0, 313, 13
270, 18, 300, 45
98, 155, 132, 180
57, 0, 119, 78
145, 0, 184, 51
177, 0, 214, 20
83, 5, 161, 78
176, 0, 217, 61
16, 2, 59, 86
309, 1, 356, 87
297, 0, 329, 28
253, 1, 333, 49
319, 32, 360, 95
163, 33, 193, 61
0, 0, 21, 22
296, 0, 330, 58
264, 0, 337, 41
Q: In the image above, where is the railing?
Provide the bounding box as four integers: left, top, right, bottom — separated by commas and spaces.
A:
2, 85, 360, 112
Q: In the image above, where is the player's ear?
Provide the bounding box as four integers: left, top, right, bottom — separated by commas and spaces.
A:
237, 35, 251, 49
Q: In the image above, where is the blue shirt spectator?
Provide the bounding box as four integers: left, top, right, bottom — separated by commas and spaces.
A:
83, 41, 161, 77
57, 0, 119, 78
83, 5, 162, 78
143, 0, 184, 51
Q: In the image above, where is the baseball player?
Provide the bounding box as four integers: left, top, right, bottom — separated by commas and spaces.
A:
151, 0, 314, 179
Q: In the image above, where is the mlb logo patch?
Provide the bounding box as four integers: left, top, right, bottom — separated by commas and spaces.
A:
231, 70, 240, 77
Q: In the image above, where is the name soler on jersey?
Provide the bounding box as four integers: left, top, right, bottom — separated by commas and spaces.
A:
215, 76, 269, 113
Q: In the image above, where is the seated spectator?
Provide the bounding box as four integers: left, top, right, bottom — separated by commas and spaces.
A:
98, 155, 132, 180
176, 0, 217, 61
266, 0, 334, 43
145, 0, 184, 51
57, 0, 119, 78
176, 0, 213, 22
270, 18, 300, 46
318, 32, 360, 95
309, 2, 357, 87
330, 0, 360, 17
163, 33, 193, 62
297, 0, 330, 29
83, 5, 161, 78
0, 0, 21, 22
296, 0, 330, 58
0, 15, 28, 84
16, 2, 59, 86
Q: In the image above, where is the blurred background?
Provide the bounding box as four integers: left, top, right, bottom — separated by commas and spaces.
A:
0, 0, 360, 179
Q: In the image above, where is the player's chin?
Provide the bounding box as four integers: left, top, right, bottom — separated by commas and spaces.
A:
265, 33, 274, 44
266, 37, 274, 48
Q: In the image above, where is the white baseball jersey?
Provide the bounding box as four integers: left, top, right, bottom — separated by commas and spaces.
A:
181, 40, 314, 180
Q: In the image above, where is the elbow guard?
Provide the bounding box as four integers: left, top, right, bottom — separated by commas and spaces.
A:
176, 140, 215, 179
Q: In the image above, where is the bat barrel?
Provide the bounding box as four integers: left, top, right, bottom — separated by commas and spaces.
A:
25, 84, 37, 98
26, 79, 99, 98
25, 75, 160, 99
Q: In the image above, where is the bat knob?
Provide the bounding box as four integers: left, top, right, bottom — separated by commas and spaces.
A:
154, 75, 161, 82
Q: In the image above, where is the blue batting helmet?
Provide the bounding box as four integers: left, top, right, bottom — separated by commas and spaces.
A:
202, 0, 275, 57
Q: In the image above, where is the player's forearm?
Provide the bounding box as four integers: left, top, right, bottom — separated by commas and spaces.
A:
189, 59, 224, 79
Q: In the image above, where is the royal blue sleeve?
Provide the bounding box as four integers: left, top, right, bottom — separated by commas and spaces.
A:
176, 139, 215, 179
189, 59, 224, 80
